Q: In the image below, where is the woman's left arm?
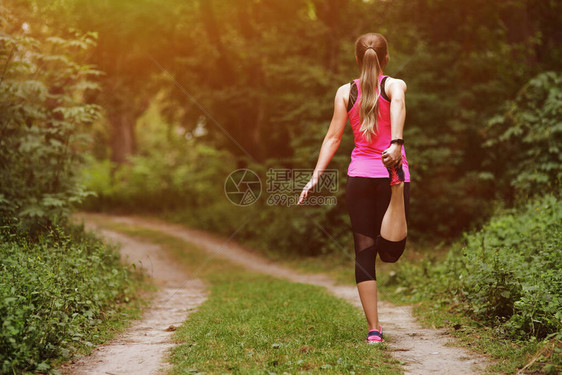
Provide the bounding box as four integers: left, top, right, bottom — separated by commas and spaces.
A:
298, 84, 349, 205
382, 78, 407, 168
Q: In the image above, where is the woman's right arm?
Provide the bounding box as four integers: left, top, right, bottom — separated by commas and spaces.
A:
382, 77, 407, 168
298, 84, 349, 205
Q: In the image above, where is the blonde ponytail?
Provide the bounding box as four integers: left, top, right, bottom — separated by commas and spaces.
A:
358, 49, 383, 142
354, 33, 388, 142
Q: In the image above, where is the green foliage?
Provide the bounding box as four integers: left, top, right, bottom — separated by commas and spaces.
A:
485, 71, 562, 202
0, 9, 144, 374
0, 12, 102, 234
80, 102, 237, 213
393, 195, 561, 341
80, 105, 351, 258
81, 0, 562, 240
457, 195, 561, 339
0, 225, 140, 374
23, 0, 558, 240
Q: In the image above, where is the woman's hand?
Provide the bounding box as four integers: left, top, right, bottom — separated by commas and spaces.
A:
297, 177, 318, 205
382, 143, 402, 168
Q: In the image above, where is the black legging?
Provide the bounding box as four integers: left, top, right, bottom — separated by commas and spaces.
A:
345, 176, 410, 284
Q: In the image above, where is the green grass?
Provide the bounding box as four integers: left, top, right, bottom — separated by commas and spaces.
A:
88, 219, 404, 374
171, 272, 400, 374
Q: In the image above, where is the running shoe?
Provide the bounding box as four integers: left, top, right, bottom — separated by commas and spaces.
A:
366, 325, 384, 343
387, 163, 405, 186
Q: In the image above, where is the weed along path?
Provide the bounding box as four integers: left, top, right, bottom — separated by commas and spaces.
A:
61, 221, 209, 375
72, 213, 490, 375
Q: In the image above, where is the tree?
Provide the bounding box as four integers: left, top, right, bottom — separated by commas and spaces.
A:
0, 4, 101, 233
17, 0, 186, 163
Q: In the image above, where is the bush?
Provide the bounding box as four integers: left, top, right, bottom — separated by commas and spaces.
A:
0, 9, 101, 234
394, 195, 561, 341
0, 225, 140, 374
484, 71, 562, 202
455, 195, 561, 339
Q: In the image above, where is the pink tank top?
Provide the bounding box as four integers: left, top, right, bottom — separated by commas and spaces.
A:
347, 75, 410, 181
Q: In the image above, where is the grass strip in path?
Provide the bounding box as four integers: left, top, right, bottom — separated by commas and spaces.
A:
97, 221, 403, 375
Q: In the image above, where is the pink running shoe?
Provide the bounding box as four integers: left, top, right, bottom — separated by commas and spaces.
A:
366, 325, 384, 344
387, 163, 405, 186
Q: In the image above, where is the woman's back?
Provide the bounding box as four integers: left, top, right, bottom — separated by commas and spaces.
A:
346, 75, 410, 181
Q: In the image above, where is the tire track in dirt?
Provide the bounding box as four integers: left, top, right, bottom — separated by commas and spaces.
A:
60, 222, 209, 375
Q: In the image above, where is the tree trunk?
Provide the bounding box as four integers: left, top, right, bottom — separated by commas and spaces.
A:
252, 83, 266, 162
200, 0, 235, 87
101, 75, 150, 164
315, 0, 344, 74
108, 110, 136, 164
501, 0, 538, 67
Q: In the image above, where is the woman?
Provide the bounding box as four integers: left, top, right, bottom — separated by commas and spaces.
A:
298, 33, 410, 344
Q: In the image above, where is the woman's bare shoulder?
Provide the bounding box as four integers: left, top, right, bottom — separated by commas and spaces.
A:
336, 82, 352, 107
385, 76, 407, 92
338, 82, 352, 94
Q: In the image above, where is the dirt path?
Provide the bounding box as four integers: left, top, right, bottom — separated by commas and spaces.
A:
60, 223, 209, 375
73, 213, 490, 374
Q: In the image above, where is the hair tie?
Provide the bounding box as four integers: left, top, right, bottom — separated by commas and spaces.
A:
365, 46, 375, 51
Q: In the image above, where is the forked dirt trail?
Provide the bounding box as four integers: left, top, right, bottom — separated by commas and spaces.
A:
71, 213, 490, 374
